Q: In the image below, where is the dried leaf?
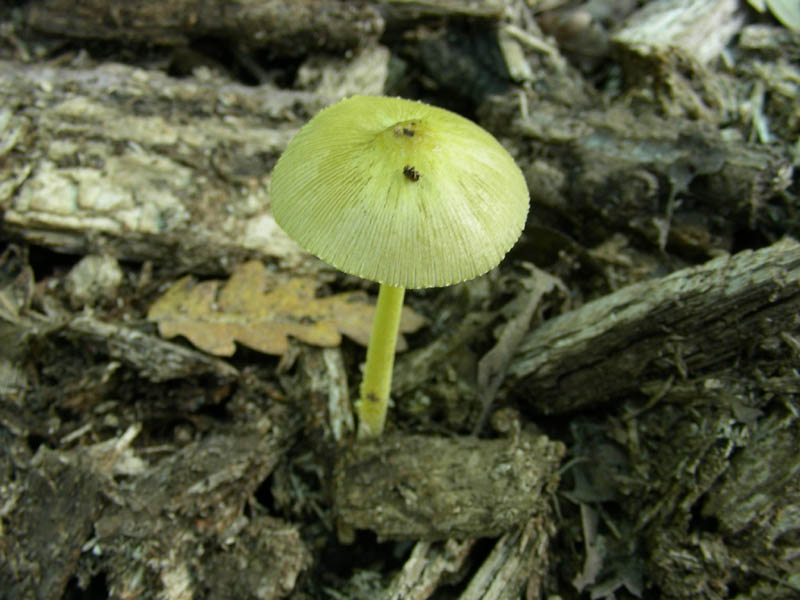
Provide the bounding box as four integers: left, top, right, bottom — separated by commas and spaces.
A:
148, 261, 426, 356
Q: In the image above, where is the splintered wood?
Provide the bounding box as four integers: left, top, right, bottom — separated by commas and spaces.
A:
612, 0, 744, 64
508, 238, 800, 414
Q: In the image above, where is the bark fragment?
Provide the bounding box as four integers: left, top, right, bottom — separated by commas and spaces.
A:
334, 432, 564, 540
508, 238, 800, 414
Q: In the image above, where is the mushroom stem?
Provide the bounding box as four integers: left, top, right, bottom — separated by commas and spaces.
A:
357, 284, 405, 438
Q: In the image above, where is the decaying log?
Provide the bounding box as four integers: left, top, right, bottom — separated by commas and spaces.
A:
0, 50, 387, 273
479, 21, 795, 257
334, 432, 564, 540
22, 0, 516, 51
1, 50, 791, 276
508, 237, 800, 414
22, 0, 513, 49
0, 61, 303, 272
24, 0, 384, 56
506, 101, 794, 256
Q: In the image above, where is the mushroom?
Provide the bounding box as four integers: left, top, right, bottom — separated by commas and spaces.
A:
270, 95, 529, 437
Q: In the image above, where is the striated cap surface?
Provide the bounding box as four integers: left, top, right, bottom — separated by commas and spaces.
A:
270, 95, 529, 289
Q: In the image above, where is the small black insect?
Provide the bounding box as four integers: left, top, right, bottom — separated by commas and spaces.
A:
395, 121, 417, 137
403, 165, 420, 182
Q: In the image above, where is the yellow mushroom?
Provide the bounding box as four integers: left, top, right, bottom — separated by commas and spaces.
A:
270, 95, 529, 437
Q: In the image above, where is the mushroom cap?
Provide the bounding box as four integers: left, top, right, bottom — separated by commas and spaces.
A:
269, 95, 529, 289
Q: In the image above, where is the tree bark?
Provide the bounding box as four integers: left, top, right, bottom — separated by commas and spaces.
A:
24, 0, 384, 56
508, 237, 800, 414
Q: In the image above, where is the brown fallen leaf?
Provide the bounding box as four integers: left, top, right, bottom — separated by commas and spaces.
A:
147, 261, 427, 356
